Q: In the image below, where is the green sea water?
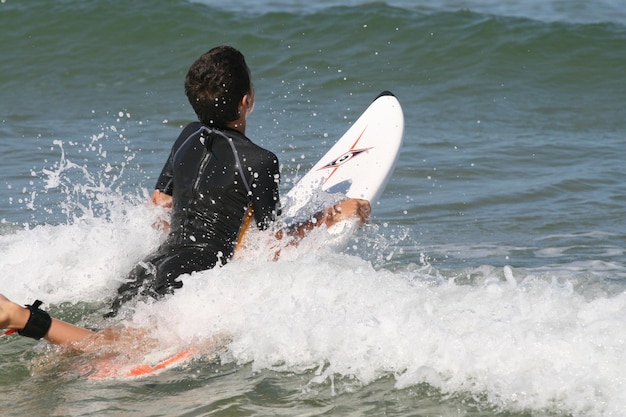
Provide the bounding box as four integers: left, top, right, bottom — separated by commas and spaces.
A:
1, 1, 626, 416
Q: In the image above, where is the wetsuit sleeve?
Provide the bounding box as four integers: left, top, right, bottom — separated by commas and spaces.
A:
154, 155, 174, 195
154, 122, 202, 195
250, 152, 281, 230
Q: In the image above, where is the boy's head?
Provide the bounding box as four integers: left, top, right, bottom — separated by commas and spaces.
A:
185, 46, 252, 128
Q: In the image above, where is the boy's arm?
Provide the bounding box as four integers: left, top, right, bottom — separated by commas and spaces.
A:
150, 190, 173, 232
1, 295, 94, 346
278, 198, 371, 240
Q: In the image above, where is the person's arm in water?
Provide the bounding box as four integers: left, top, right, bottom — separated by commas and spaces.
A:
0, 294, 93, 346
278, 198, 371, 241
1, 295, 155, 352
150, 189, 173, 232
151, 190, 173, 208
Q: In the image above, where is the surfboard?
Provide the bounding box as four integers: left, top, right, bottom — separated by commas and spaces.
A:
283, 91, 403, 217
235, 90, 404, 254
281, 90, 404, 245
86, 348, 198, 380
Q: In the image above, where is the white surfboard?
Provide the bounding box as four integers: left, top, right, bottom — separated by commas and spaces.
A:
236, 91, 404, 254
282, 91, 404, 224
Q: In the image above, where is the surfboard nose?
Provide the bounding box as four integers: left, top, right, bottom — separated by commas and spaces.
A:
376, 90, 395, 99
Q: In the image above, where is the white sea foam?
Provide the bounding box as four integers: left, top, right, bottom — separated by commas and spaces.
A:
2, 192, 625, 415
129, 249, 626, 416
0, 201, 162, 303
1, 116, 624, 415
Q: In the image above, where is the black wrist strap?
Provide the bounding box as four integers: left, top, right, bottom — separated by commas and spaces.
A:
17, 300, 52, 340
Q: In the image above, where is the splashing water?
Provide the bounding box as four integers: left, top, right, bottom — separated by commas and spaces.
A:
1, 104, 624, 417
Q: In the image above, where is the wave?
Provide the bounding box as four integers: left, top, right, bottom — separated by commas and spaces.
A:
186, 0, 626, 25
1, 147, 623, 417
3, 1, 623, 111
2, 205, 626, 415
1, 1, 625, 415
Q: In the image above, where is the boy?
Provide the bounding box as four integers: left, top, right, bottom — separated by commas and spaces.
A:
3, 46, 370, 345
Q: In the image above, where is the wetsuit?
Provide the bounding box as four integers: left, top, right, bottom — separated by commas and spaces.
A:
107, 122, 280, 315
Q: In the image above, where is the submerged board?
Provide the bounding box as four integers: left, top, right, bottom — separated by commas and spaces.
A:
282, 91, 404, 221
86, 348, 198, 380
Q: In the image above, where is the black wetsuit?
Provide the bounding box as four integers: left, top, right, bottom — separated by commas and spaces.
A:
107, 122, 280, 315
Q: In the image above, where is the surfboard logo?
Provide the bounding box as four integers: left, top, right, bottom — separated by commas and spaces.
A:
320, 147, 372, 169
318, 126, 372, 184
319, 126, 372, 166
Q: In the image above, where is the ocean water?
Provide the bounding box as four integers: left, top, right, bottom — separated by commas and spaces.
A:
1, 0, 626, 416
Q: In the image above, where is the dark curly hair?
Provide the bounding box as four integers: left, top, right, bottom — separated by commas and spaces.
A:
184, 46, 251, 128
